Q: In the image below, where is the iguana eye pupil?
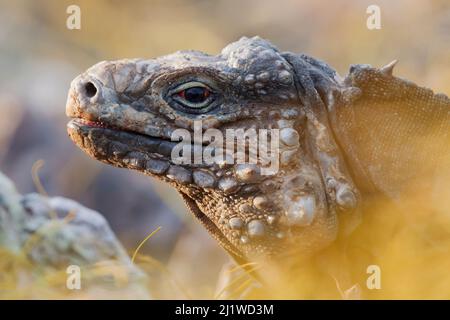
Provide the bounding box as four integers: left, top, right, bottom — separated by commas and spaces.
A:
170, 81, 216, 111
180, 87, 210, 103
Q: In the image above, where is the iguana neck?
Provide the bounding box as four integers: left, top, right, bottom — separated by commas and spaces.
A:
331, 65, 450, 199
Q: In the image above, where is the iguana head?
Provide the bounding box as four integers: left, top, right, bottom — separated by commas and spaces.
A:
66, 37, 360, 263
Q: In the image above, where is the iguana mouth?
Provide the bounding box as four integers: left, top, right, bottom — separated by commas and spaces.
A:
71, 118, 115, 130
70, 117, 169, 141
68, 117, 180, 160
69, 117, 213, 154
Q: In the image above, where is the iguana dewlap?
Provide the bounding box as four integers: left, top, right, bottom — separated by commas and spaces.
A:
65, 37, 450, 265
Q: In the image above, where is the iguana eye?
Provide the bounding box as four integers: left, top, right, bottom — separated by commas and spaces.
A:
178, 86, 210, 103
171, 82, 214, 109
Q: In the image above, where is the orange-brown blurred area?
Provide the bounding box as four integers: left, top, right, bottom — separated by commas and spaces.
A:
0, 0, 448, 299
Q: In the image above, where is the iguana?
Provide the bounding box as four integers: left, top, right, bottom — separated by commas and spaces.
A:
65, 37, 450, 297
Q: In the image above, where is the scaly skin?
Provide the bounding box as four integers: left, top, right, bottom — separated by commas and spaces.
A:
65, 37, 449, 269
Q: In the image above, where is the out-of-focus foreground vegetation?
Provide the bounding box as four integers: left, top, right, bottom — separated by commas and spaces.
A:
0, 0, 449, 299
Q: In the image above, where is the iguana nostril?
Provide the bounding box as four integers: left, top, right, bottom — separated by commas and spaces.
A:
84, 82, 97, 98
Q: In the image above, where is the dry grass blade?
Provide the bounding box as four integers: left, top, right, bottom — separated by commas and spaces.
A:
214, 263, 261, 299
131, 226, 162, 264
226, 278, 254, 300
31, 160, 56, 220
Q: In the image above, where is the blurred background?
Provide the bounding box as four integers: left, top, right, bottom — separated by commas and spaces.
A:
0, 0, 448, 298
